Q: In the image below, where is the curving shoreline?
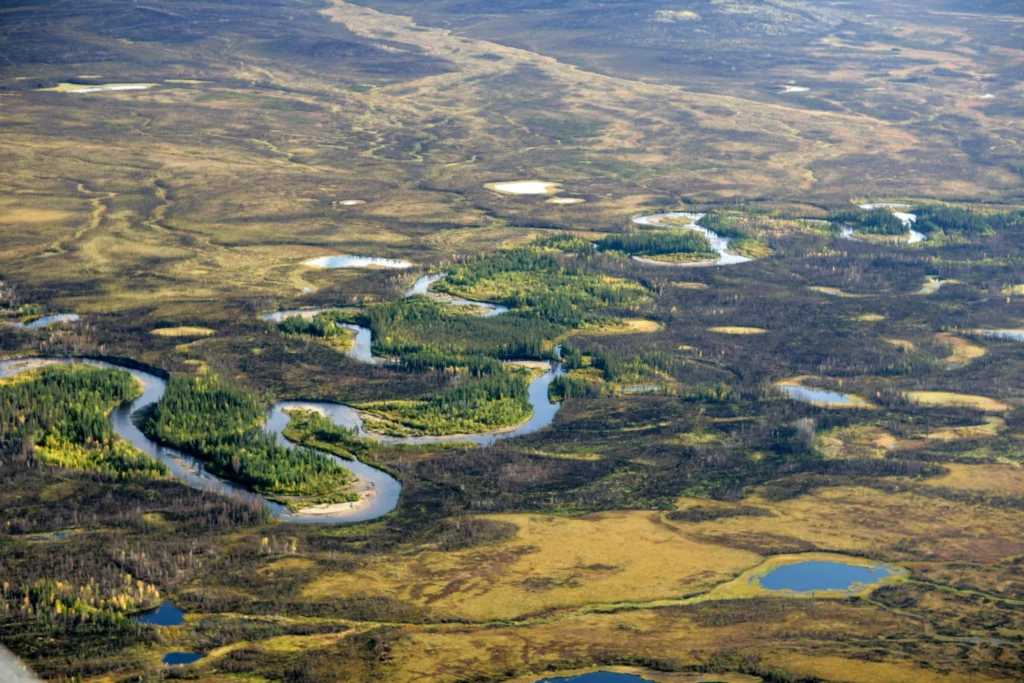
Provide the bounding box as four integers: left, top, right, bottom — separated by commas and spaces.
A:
0, 346, 565, 521
0, 357, 402, 525
0, 275, 569, 523
631, 212, 753, 267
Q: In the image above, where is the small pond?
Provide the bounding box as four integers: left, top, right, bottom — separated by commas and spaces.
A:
777, 384, 855, 406
8, 314, 81, 330
538, 673, 656, 683
757, 560, 898, 593
980, 329, 1024, 342
135, 601, 186, 626
163, 652, 204, 666
304, 255, 412, 269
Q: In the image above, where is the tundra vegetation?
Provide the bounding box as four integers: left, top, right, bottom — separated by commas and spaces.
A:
1, 0, 1024, 681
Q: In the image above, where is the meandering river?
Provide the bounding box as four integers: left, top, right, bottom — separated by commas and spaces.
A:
631, 212, 752, 266
857, 203, 926, 244
0, 273, 565, 523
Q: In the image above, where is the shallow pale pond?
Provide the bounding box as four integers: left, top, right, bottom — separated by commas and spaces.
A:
7, 314, 81, 329
980, 329, 1024, 342
777, 384, 855, 405
757, 560, 898, 593
488, 180, 558, 195
304, 255, 411, 269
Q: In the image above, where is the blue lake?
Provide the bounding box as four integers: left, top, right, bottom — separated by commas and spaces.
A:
136, 601, 186, 626
758, 560, 897, 593
163, 652, 204, 666
539, 673, 655, 683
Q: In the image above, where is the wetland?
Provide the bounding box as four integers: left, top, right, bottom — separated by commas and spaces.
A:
1, 0, 1024, 680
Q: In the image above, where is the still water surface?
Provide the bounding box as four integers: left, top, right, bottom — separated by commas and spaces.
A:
758, 560, 897, 593
777, 384, 855, 405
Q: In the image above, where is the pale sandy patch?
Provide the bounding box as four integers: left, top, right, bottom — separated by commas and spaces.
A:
0, 208, 73, 224
150, 326, 216, 338
282, 404, 327, 417
709, 326, 768, 335
292, 479, 377, 519
504, 360, 552, 371
43, 82, 157, 93
486, 181, 560, 195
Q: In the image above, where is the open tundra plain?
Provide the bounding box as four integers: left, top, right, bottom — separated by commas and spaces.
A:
2, 0, 1024, 681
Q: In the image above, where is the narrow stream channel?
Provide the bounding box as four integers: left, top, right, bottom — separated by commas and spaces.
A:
631, 212, 752, 266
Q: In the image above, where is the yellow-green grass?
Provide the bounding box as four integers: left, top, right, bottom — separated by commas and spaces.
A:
905, 391, 1010, 413
578, 318, 664, 335
694, 484, 1024, 563
934, 332, 986, 366
727, 238, 772, 259
204, 630, 355, 663
913, 416, 1005, 444
708, 326, 767, 335
855, 313, 885, 322
809, 286, 867, 298
697, 552, 907, 602
301, 511, 762, 621
885, 338, 916, 352
513, 669, 757, 683
1002, 284, 1024, 296
150, 326, 217, 338
817, 425, 894, 459
922, 463, 1024, 495
633, 252, 719, 265
774, 654, 1009, 683
381, 600, 993, 683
